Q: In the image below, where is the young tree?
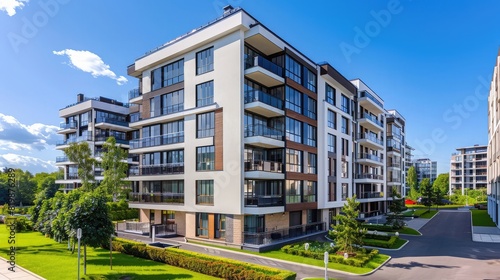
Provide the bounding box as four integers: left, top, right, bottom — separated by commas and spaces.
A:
407, 166, 419, 200
100, 137, 129, 201
331, 195, 366, 254
420, 178, 433, 211
386, 187, 405, 229
432, 173, 449, 197
64, 142, 96, 191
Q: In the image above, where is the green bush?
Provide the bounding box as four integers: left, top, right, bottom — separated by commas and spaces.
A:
362, 224, 394, 231
364, 236, 398, 248
364, 233, 391, 241
109, 238, 296, 280
4, 216, 33, 232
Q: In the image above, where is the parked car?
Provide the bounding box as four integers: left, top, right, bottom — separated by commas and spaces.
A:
405, 199, 416, 205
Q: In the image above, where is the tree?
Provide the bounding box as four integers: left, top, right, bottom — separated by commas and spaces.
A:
64, 142, 96, 191
100, 137, 129, 201
331, 195, 366, 254
407, 166, 419, 200
13, 169, 36, 206
420, 178, 433, 211
386, 187, 405, 229
432, 173, 449, 197
67, 189, 114, 274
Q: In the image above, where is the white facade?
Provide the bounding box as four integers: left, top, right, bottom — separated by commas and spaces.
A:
449, 145, 487, 195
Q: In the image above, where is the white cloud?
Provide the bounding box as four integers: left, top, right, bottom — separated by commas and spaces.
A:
53, 49, 128, 85
0, 153, 57, 173
0, 0, 28, 16
0, 113, 58, 151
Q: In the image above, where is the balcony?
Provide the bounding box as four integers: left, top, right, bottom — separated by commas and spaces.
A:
242, 222, 326, 246
387, 162, 401, 169
244, 90, 284, 118
58, 121, 77, 133
56, 134, 93, 149
94, 117, 132, 131
245, 195, 283, 207
129, 163, 184, 176
129, 192, 184, 204
66, 173, 79, 180
356, 133, 383, 150
94, 135, 129, 146
244, 56, 284, 87
387, 178, 402, 185
56, 156, 69, 163
128, 88, 143, 104
244, 124, 284, 148
357, 113, 383, 131
130, 132, 184, 150
355, 173, 384, 181
358, 91, 384, 114
357, 192, 383, 199
245, 160, 284, 180
357, 153, 383, 166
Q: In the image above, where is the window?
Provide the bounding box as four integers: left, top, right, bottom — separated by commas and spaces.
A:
303, 68, 317, 92
286, 180, 302, 203
286, 148, 302, 172
244, 215, 264, 233
196, 146, 214, 171
196, 81, 214, 107
328, 182, 336, 201
341, 161, 348, 178
196, 180, 214, 205
341, 138, 349, 157
327, 110, 336, 129
326, 84, 335, 106
341, 117, 349, 134
285, 56, 301, 84
304, 96, 317, 120
197, 112, 215, 138
151, 59, 184, 90
328, 134, 336, 153
303, 181, 317, 202
286, 117, 302, 143
340, 94, 350, 114
341, 183, 348, 200
151, 90, 184, 117
285, 86, 302, 114
196, 213, 209, 237
161, 120, 184, 144
304, 124, 317, 147
329, 157, 337, 177
196, 47, 214, 75
307, 153, 317, 174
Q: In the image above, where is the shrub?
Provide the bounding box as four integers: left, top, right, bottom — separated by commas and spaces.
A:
109, 238, 296, 280
364, 236, 398, 248
4, 216, 33, 232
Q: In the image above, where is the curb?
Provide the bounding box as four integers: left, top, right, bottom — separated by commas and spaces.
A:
0, 257, 46, 280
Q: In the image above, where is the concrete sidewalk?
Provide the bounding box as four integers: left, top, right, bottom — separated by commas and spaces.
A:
0, 258, 45, 280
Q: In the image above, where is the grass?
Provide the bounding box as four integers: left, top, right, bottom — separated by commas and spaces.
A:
470, 209, 497, 227
188, 241, 390, 274
398, 227, 421, 235
363, 224, 421, 236
0, 227, 220, 280
406, 204, 463, 209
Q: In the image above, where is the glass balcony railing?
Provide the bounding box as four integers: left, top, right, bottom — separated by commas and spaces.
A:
56, 156, 69, 162
128, 88, 141, 100
355, 173, 384, 180
244, 160, 283, 173
56, 135, 93, 146
59, 121, 77, 130
245, 56, 284, 77
244, 90, 283, 110
357, 192, 383, 199
359, 91, 383, 108
129, 163, 184, 176
94, 135, 129, 145
130, 132, 184, 149
242, 222, 325, 246
244, 124, 283, 140
95, 117, 128, 127
357, 153, 383, 163
129, 192, 184, 204
130, 112, 141, 122
358, 114, 383, 127
245, 195, 283, 207
357, 133, 383, 145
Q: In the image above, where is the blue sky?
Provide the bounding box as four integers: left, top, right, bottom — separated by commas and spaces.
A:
0, 0, 498, 174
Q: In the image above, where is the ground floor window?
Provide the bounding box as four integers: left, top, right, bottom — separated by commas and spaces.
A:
215, 214, 226, 239
196, 213, 209, 237
244, 215, 264, 233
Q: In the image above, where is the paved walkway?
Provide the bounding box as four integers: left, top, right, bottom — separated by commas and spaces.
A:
0, 258, 44, 280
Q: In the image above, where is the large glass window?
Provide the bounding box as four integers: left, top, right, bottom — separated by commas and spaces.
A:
285, 86, 302, 114
307, 153, 317, 174
304, 124, 317, 147
341, 183, 348, 200
327, 110, 336, 129
328, 134, 336, 153
328, 182, 336, 201
326, 84, 336, 106
151, 68, 162, 91
196, 47, 214, 75
196, 81, 214, 107
151, 59, 184, 91
196, 180, 214, 205
161, 89, 184, 115
196, 213, 209, 237
285, 56, 301, 84
244, 215, 264, 233
286, 180, 302, 204
341, 94, 350, 114
303, 68, 317, 92
341, 117, 349, 134
196, 146, 215, 171
197, 112, 215, 138
286, 117, 302, 143
303, 181, 317, 202
286, 148, 302, 172
304, 96, 317, 120
341, 138, 349, 156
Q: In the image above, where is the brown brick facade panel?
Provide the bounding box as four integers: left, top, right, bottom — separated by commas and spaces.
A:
286, 141, 317, 154
286, 172, 317, 181
286, 77, 317, 100
286, 202, 317, 212
214, 108, 224, 171
286, 109, 317, 127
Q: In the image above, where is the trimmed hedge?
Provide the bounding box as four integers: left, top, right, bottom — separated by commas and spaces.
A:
364, 234, 391, 241
364, 236, 398, 249
109, 238, 296, 280
110, 209, 138, 221
280, 243, 378, 267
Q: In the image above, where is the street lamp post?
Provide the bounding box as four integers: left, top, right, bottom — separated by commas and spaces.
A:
77, 228, 82, 280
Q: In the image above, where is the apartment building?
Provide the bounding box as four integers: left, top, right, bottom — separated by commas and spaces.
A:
55, 94, 133, 191
351, 79, 387, 217
386, 110, 406, 198
404, 143, 414, 195
449, 145, 487, 195
487, 49, 500, 227
412, 158, 437, 184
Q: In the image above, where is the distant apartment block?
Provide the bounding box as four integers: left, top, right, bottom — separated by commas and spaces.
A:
412, 158, 437, 184
55, 94, 134, 191
449, 145, 487, 195
386, 109, 407, 198
404, 143, 414, 195
487, 49, 500, 228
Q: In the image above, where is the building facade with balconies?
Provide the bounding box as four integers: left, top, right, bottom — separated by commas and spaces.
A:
487, 49, 500, 227
351, 79, 387, 217
385, 110, 406, 198
56, 93, 133, 191
412, 158, 437, 185
449, 145, 487, 195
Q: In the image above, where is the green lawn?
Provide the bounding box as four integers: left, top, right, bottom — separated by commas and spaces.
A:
0, 227, 220, 280
188, 241, 390, 274
406, 204, 463, 209
470, 209, 497, 227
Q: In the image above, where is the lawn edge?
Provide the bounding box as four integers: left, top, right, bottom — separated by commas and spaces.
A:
0, 257, 47, 280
